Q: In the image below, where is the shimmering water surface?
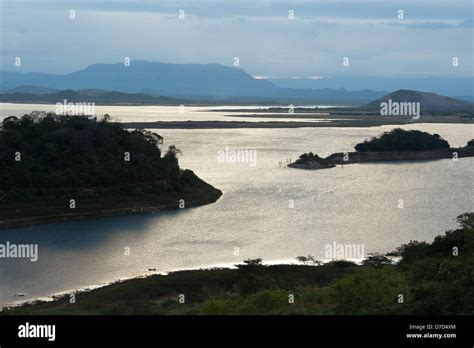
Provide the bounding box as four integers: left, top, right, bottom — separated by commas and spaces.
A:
0, 103, 335, 123
0, 104, 473, 307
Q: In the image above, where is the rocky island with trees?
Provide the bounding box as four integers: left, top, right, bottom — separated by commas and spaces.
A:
0, 112, 222, 228
289, 128, 474, 170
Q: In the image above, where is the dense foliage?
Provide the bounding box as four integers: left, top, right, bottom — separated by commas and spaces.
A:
0, 112, 182, 202
354, 128, 450, 152
296, 152, 330, 163
7, 212, 473, 315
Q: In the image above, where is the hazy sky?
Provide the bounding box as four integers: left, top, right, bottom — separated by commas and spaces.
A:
0, 0, 472, 77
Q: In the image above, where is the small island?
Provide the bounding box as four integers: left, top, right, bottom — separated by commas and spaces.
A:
0, 112, 222, 228
289, 128, 474, 170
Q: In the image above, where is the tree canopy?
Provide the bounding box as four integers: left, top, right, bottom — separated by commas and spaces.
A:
354, 128, 450, 152
0, 112, 182, 202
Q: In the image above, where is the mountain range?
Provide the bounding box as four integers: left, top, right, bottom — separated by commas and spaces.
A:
1, 88, 472, 114
268, 76, 474, 99
0, 61, 386, 104
1, 61, 473, 105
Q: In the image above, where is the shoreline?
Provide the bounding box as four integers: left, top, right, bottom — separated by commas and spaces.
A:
0, 195, 220, 229
1, 213, 472, 315
2, 256, 375, 310
0, 260, 374, 313
121, 118, 474, 129
2, 209, 472, 315
0, 170, 223, 229
0, 259, 295, 310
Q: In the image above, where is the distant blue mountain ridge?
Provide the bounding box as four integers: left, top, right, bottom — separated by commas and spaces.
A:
268, 76, 474, 98
0, 61, 472, 103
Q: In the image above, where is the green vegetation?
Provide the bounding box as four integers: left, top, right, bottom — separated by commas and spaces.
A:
289, 152, 336, 169
1, 112, 170, 201
294, 153, 333, 165
354, 128, 450, 152
4, 212, 473, 315
0, 112, 222, 226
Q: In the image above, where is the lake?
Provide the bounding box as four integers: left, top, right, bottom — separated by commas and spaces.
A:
0, 104, 473, 307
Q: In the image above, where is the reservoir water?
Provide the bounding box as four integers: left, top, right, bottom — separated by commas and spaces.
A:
0, 104, 473, 307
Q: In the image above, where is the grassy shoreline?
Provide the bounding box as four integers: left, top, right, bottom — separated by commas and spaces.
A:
3, 212, 473, 315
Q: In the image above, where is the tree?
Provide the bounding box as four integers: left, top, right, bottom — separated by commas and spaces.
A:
362, 253, 393, 268
296, 255, 322, 265
242, 258, 262, 266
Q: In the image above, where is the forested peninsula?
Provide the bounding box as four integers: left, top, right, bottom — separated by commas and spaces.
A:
0, 112, 222, 228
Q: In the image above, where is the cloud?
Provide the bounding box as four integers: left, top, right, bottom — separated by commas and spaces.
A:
0, 0, 472, 77
390, 21, 454, 30
460, 18, 474, 28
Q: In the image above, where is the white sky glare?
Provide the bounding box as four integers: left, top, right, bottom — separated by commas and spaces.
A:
0, 0, 472, 77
